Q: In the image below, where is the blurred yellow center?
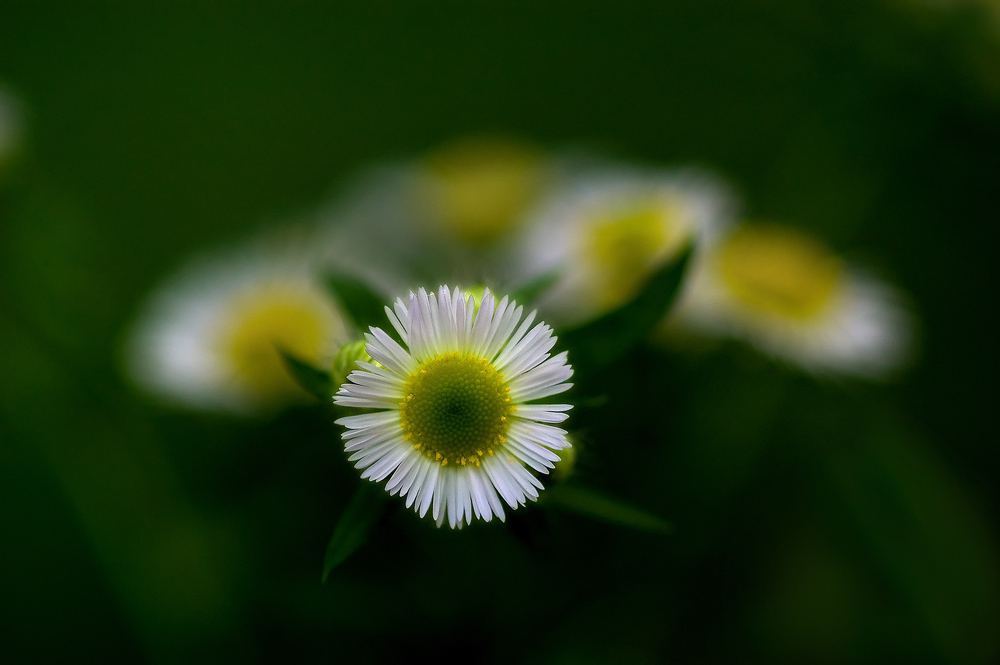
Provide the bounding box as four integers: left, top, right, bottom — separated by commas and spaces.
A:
219, 288, 334, 403
400, 353, 513, 468
584, 199, 687, 309
422, 138, 544, 246
717, 226, 843, 319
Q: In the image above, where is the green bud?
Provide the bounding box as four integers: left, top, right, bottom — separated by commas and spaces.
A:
551, 436, 578, 483
331, 340, 371, 390
463, 285, 487, 315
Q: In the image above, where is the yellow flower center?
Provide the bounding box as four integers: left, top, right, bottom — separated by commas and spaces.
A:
717, 225, 844, 320
218, 287, 337, 403
422, 138, 544, 246
584, 198, 689, 309
400, 352, 513, 467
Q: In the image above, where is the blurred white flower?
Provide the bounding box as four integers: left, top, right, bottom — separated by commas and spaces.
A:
126, 236, 348, 414
671, 224, 913, 378
414, 136, 549, 247
335, 286, 573, 528
312, 137, 555, 290
514, 166, 736, 326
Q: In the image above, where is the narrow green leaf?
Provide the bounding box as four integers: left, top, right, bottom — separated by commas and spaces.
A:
544, 484, 673, 534
560, 244, 692, 373
322, 484, 389, 582
278, 348, 334, 401
325, 272, 389, 333
510, 269, 561, 307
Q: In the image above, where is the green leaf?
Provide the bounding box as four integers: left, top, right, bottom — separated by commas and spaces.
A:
325, 272, 389, 333
509, 269, 561, 307
278, 348, 334, 401
322, 484, 390, 582
559, 243, 692, 373
543, 484, 673, 534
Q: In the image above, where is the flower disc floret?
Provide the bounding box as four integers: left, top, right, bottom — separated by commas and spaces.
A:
401, 353, 511, 467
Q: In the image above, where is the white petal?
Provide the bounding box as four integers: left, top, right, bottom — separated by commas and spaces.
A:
335, 410, 400, 430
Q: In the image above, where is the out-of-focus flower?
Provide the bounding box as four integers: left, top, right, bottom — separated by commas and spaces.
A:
335, 286, 573, 528
0, 86, 26, 172
415, 137, 549, 247
312, 138, 554, 290
515, 167, 735, 326
126, 237, 348, 414
671, 224, 912, 378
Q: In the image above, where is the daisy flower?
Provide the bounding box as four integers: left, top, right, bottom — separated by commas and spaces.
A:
672, 223, 912, 378
334, 286, 573, 529
515, 166, 735, 326
126, 237, 348, 414
414, 136, 549, 247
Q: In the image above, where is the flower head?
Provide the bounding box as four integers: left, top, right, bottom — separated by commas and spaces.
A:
335, 286, 573, 528
126, 238, 348, 414
416, 137, 548, 247
516, 167, 735, 325
672, 224, 912, 377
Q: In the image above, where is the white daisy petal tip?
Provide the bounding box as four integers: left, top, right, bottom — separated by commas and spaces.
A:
334, 285, 574, 528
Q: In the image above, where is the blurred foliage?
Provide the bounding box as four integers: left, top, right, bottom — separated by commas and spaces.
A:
2, 1, 999, 663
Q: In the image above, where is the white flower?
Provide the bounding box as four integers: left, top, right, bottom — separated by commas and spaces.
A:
672, 224, 912, 378
414, 136, 549, 247
126, 237, 348, 414
311, 138, 555, 293
334, 286, 573, 529
515, 166, 735, 326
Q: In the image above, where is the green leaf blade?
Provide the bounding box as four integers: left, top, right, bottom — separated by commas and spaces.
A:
322, 484, 389, 582
278, 348, 334, 401
325, 272, 389, 333
560, 243, 692, 374
544, 484, 673, 534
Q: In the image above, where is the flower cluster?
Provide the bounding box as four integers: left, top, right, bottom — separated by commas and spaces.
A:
124, 136, 914, 527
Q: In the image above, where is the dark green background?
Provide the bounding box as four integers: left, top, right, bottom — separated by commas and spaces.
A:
2, 1, 998, 663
